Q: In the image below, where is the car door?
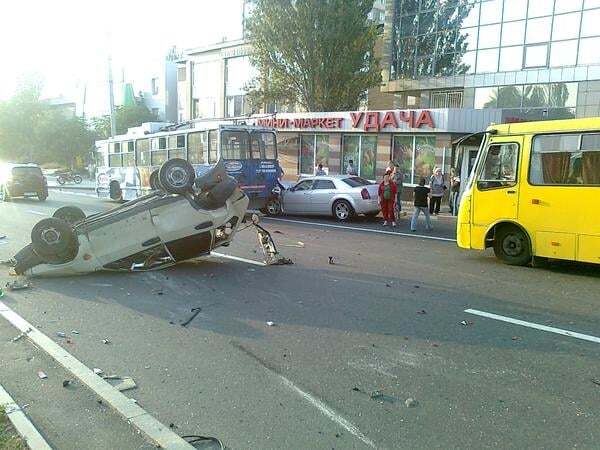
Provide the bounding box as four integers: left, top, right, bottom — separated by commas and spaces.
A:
471, 137, 522, 236
310, 179, 337, 215
282, 179, 313, 214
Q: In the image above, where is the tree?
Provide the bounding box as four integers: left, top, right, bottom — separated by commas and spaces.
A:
246, 0, 381, 111
90, 104, 158, 139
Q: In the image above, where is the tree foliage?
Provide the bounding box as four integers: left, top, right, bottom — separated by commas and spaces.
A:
246, 0, 381, 111
90, 104, 158, 139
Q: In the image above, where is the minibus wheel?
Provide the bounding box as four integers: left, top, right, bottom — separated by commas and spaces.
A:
493, 225, 531, 266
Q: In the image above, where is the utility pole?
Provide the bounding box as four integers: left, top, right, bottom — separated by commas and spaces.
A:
108, 54, 117, 137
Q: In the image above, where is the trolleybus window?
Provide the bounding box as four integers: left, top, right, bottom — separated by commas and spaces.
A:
208, 130, 218, 163
123, 141, 135, 167
222, 130, 250, 159
151, 137, 168, 165
168, 134, 186, 159
250, 132, 276, 159
136, 138, 150, 166
187, 132, 207, 164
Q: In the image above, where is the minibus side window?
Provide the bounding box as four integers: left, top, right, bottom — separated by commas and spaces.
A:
477, 143, 519, 190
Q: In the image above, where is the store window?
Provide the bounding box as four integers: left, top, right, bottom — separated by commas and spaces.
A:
341, 135, 376, 180
298, 135, 331, 175
392, 136, 414, 185
414, 136, 437, 182
277, 133, 299, 178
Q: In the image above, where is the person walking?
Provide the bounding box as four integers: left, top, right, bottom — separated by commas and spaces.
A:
346, 159, 358, 176
391, 163, 404, 218
378, 173, 397, 227
411, 177, 432, 232
315, 163, 326, 176
429, 167, 445, 215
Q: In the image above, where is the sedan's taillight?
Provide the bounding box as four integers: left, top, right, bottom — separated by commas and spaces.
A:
361, 188, 370, 199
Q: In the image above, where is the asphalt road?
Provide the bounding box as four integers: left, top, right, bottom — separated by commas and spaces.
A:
0, 191, 599, 449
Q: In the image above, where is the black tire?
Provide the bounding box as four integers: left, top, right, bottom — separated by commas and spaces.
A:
493, 225, 531, 266
31, 218, 77, 263
109, 181, 122, 201
332, 200, 354, 221
149, 170, 163, 191
53, 206, 86, 225
73, 175, 82, 184
57, 176, 66, 185
264, 198, 281, 216
38, 191, 48, 201
158, 158, 195, 194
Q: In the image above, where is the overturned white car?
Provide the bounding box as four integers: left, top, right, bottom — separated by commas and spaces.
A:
12, 159, 251, 276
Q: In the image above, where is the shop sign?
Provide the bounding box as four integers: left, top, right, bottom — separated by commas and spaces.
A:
255, 110, 435, 131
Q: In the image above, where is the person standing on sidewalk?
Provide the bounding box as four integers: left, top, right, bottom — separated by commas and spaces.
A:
378, 173, 397, 227
411, 177, 432, 232
429, 167, 445, 215
450, 168, 461, 216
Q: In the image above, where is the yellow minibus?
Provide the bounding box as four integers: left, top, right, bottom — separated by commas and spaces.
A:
457, 117, 600, 266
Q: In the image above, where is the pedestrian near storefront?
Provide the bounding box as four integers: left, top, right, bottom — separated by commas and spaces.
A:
346, 159, 358, 176
378, 173, 397, 227
449, 168, 461, 216
429, 167, 445, 215
411, 177, 432, 232
315, 163, 326, 176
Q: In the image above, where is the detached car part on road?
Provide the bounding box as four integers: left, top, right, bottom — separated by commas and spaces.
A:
266, 175, 380, 221
11, 159, 251, 276
0, 163, 48, 202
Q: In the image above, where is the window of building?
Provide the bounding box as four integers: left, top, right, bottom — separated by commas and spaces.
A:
503, 0, 527, 21
530, 133, 600, 185
430, 90, 464, 108
225, 56, 256, 118
501, 20, 525, 47
151, 78, 159, 95
526, 17, 552, 44
528, 0, 554, 18
414, 136, 437, 181
555, 0, 583, 13
578, 37, 600, 64
524, 44, 548, 68
476, 48, 499, 72
177, 67, 186, 82
277, 133, 299, 178
462, 27, 479, 51
480, 0, 503, 26
187, 132, 207, 164
552, 12, 581, 41
463, 2, 480, 28
585, 0, 600, 8
193, 61, 220, 118
499, 46, 524, 71
393, 136, 415, 184
550, 40, 578, 67
581, 8, 600, 37
478, 23, 501, 48
300, 134, 330, 175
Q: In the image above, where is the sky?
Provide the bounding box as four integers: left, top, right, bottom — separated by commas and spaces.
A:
0, 0, 245, 116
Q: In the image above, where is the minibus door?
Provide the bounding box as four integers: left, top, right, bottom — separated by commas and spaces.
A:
472, 137, 522, 230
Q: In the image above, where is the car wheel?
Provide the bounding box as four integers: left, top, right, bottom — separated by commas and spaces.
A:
31, 218, 78, 263
53, 206, 86, 225
73, 175, 82, 184
493, 225, 531, 266
158, 158, 195, 194
332, 200, 354, 221
264, 198, 281, 216
38, 191, 48, 201
149, 169, 164, 191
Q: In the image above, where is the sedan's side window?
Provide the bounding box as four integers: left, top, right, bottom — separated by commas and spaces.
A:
294, 180, 313, 191
313, 180, 336, 190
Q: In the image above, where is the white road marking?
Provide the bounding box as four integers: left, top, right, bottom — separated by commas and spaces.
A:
26, 210, 47, 216
0, 301, 194, 449
465, 309, 600, 344
0, 383, 52, 450
209, 252, 266, 266
277, 371, 376, 448
265, 217, 456, 242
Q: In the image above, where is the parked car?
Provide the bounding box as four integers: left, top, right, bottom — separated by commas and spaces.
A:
11, 159, 249, 276
0, 163, 48, 201
268, 175, 380, 221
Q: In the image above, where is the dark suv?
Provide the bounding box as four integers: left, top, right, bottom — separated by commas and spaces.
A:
0, 163, 48, 201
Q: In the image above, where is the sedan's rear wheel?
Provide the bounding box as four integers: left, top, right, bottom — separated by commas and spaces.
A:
333, 200, 354, 221
31, 218, 78, 263
159, 158, 195, 194
53, 206, 86, 225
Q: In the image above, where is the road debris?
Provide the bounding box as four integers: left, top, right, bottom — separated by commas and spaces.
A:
283, 241, 305, 248
0, 235, 6, 240
71, 330, 79, 335
416, 309, 427, 315
37, 371, 48, 379
56, 332, 66, 338
460, 320, 474, 326
266, 321, 276, 327
273, 230, 283, 234
102, 339, 111, 345
104, 376, 137, 392
5, 279, 32, 291
511, 336, 521, 341
152, 288, 164, 296
181, 307, 202, 327
93, 368, 103, 375
328, 256, 335, 264
12, 327, 32, 342
591, 379, 600, 387
62, 380, 72, 388
405, 398, 418, 408
0, 288, 3, 298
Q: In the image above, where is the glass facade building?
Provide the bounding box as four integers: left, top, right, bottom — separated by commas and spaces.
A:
383, 0, 600, 120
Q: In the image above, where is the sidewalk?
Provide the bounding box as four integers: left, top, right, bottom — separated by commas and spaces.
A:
398, 201, 456, 221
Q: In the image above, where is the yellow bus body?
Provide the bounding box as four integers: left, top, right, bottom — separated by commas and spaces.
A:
457, 117, 600, 266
